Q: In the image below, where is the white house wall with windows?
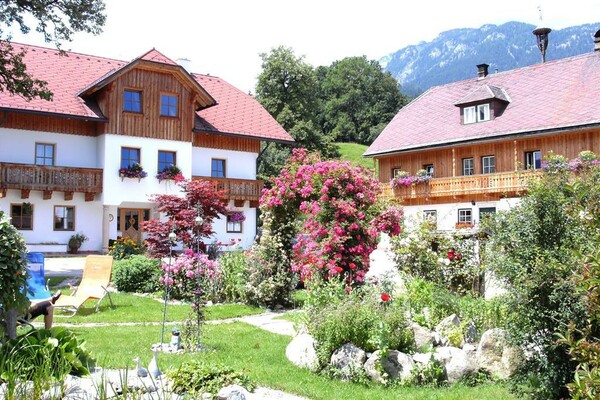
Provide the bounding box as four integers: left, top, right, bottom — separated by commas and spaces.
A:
0, 43, 293, 252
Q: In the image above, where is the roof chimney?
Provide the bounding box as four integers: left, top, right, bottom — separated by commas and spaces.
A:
595, 30, 600, 52
477, 63, 489, 79
176, 58, 192, 73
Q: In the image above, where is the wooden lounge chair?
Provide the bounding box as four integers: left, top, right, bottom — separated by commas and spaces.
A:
54, 255, 115, 316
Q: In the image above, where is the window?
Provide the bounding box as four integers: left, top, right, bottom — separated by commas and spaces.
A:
525, 150, 542, 170
423, 164, 434, 177
423, 210, 437, 226
462, 158, 474, 175
479, 207, 496, 222
160, 94, 178, 117
124, 90, 142, 113
458, 208, 472, 224
11, 203, 33, 230
482, 156, 496, 174
54, 206, 74, 231
226, 213, 243, 233
211, 159, 226, 178
35, 143, 54, 166
392, 168, 403, 178
158, 151, 176, 172
463, 103, 490, 124
121, 147, 140, 169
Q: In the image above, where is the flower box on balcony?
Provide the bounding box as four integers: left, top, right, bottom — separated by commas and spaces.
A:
119, 163, 148, 181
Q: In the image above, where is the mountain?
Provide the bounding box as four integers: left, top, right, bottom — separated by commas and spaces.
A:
382, 21, 600, 97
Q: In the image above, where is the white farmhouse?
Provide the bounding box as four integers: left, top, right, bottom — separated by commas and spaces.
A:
0, 43, 293, 253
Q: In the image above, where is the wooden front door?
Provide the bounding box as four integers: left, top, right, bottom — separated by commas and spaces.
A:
119, 208, 145, 243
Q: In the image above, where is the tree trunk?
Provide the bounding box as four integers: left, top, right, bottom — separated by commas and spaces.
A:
3, 308, 18, 340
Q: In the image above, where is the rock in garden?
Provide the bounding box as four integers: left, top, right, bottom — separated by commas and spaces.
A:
364, 350, 414, 383
435, 314, 460, 334
433, 346, 478, 383
463, 320, 478, 344
217, 384, 249, 400
330, 342, 367, 374
477, 328, 523, 379
412, 352, 434, 365
410, 322, 436, 350
285, 333, 319, 371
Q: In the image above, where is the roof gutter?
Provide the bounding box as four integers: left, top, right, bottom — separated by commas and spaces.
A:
193, 128, 295, 145
364, 122, 600, 158
0, 107, 108, 122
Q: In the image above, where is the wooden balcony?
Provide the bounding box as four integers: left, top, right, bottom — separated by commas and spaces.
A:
0, 162, 103, 201
192, 176, 264, 206
384, 170, 541, 204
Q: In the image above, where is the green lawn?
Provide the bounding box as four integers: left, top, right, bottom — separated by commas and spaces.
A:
73, 322, 514, 400
336, 142, 374, 170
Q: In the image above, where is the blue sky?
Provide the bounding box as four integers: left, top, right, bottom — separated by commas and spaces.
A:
8, 0, 600, 94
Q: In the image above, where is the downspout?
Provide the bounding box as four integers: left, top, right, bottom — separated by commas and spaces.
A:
256, 141, 271, 176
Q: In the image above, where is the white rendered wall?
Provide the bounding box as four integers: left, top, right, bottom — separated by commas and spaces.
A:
99, 134, 192, 205
207, 200, 257, 250
401, 197, 521, 231
0, 128, 98, 167
192, 147, 257, 180
0, 190, 103, 251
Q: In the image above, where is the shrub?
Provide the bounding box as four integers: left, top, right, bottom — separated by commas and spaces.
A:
217, 250, 249, 303
0, 327, 94, 398
306, 285, 413, 368
168, 360, 255, 396
161, 250, 221, 302
112, 255, 162, 293
109, 237, 146, 260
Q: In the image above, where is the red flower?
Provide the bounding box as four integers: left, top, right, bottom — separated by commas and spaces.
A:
456, 253, 462, 260
381, 293, 391, 302
333, 266, 343, 274
349, 262, 356, 269
448, 251, 455, 260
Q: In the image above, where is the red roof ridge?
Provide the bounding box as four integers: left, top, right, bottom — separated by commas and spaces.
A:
137, 48, 178, 65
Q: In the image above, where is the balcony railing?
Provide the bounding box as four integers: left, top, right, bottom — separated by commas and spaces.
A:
192, 176, 264, 202
0, 162, 103, 194
385, 170, 540, 200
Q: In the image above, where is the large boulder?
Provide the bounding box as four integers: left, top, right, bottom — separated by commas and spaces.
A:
477, 329, 523, 379
410, 323, 436, 350
435, 314, 461, 347
433, 346, 478, 383
285, 333, 319, 371
364, 350, 414, 383
330, 343, 367, 376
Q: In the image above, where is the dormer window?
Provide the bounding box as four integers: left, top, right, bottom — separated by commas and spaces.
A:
463, 103, 490, 124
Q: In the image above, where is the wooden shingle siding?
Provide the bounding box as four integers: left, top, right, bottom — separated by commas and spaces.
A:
193, 133, 260, 153
378, 129, 600, 182
1, 112, 99, 136
97, 69, 194, 141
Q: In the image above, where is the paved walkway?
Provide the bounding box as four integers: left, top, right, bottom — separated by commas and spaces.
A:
44, 256, 86, 277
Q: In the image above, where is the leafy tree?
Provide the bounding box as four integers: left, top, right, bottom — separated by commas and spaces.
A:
318, 56, 407, 144
483, 158, 596, 399
0, 0, 106, 100
255, 46, 338, 180
143, 180, 228, 258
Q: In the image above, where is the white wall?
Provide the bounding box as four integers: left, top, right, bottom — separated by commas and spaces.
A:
99, 134, 192, 205
0, 190, 103, 251
402, 197, 521, 231
192, 147, 257, 179
0, 128, 98, 167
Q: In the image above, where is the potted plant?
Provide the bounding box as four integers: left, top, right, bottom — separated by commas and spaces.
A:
68, 232, 88, 254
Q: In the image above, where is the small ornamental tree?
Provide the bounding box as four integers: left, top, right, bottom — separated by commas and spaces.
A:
257, 149, 402, 290
143, 179, 228, 258
0, 211, 29, 340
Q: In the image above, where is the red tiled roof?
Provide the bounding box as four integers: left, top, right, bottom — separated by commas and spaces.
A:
365, 52, 600, 157
0, 42, 293, 143
0, 43, 125, 118
193, 74, 294, 143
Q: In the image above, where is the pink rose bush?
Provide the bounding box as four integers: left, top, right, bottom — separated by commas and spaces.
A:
160, 249, 221, 302
259, 149, 403, 288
